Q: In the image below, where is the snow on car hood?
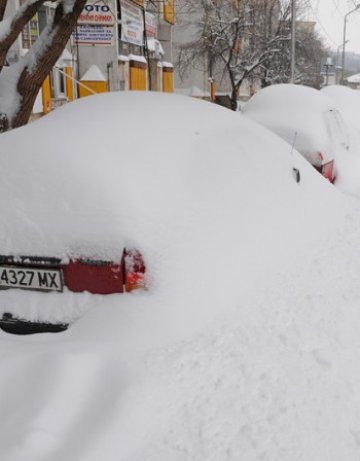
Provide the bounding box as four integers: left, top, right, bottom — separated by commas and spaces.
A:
243, 83, 348, 165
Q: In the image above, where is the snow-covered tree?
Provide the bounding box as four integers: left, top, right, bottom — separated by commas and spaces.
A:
0, 0, 86, 129
177, 0, 292, 110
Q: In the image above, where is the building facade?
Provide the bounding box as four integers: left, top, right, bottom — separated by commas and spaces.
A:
5, 0, 175, 116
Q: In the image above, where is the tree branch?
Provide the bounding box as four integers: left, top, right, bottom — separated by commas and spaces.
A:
13, 0, 87, 128
0, 0, 54, 71
0, 0, 7, 22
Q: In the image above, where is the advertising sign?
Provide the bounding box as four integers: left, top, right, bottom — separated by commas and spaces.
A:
73, 25, 115, 46
163, 0, 175, 25
120, 0, 144, 47
78, 0, 115, 26
320, 58, 335, 76
145, 12, 157, 38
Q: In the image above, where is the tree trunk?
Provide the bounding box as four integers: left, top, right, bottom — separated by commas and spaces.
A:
11, 0, 87, 128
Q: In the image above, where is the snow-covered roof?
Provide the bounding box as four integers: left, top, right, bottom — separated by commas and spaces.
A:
56, 48, 74, 68
146, 37, 164, 56
118, 54, 130, 62
347, 73, 360, 84
80, 65, 106, 82
128, 54, 147, 64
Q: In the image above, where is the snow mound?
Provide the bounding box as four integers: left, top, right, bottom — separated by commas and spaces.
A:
0, 91, 345, 322
243, 83, 347, 166
1, 92, 359, 461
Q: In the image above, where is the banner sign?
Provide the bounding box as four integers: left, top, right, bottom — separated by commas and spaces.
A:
120, 0, 144, 47
73, 25, 115, 46
145, 12, 157, 38
78, 0, 115, 25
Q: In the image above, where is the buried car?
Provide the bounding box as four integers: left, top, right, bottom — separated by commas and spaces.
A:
0, 249, 145, 334
242, 84, 350, 182
0, 99, 149, 334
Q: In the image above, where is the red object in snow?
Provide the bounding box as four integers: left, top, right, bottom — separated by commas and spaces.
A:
123, 249, 146, 292
0, 249, 147, 295
63, 259, 124, 294
322, 160, 335, 183
63, 249, 146, 294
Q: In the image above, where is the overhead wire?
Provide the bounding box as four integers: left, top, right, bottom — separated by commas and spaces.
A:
304, 0, 339, 46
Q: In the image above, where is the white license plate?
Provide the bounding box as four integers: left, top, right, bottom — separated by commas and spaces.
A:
0, 266, 63, 292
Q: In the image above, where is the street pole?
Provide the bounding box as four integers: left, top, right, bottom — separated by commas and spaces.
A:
290, 0, 296, 83
337, 40, 348, 84
341, 4, 360, 84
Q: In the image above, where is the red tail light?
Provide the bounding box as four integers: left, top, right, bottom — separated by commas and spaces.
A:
322, 160, 335, 183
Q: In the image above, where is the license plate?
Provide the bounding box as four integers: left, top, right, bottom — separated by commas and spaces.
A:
0, 266, 63, 292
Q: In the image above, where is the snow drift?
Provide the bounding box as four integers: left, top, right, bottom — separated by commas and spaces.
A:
0, 92, 359, 461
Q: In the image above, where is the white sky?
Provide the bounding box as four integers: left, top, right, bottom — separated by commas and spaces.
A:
308, 0, 360, 53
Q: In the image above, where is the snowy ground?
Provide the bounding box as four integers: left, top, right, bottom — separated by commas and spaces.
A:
1, 91, 360, 460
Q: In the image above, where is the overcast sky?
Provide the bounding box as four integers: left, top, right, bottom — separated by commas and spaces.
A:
308, 0, 360, 54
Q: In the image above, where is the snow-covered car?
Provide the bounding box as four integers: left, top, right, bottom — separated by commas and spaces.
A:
0, 97, 148, 334
242, 84, 350, 183
0, 90, 338, 336
2, 92, 357, 461
0, 249, 146, 333
321, 85, 360, 133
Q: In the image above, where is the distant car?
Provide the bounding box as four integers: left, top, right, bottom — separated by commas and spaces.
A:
242, 84, 350, 183
321, 85, 360, 133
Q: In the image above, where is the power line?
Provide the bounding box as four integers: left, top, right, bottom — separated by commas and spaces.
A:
305, 0, 339, 46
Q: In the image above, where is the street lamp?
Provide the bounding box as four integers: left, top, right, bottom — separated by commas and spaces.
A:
337, 40, 348, 84
290, 0, 296, 83
341, 4, 360, 84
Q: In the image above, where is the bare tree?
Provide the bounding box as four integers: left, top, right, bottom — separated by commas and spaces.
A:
176, 0, 328, 108
0, 0, 87, 129
177, 0, 292, 110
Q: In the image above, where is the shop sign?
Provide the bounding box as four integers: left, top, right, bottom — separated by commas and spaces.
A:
120, 0, 144, 47
163, 0, 175, 25
73, 25, 115, 46
78, 0, 115, 25
145, 12, 157, 38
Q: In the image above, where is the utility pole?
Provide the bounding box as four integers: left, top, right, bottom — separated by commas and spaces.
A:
290, 0, 296, 83
341, 4, 360, 84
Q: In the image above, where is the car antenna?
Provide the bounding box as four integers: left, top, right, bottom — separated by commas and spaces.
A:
290, 131, 300, 183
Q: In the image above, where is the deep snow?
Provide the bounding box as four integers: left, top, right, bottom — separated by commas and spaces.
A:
1, 92, 360, 460
242, 83, 349, 166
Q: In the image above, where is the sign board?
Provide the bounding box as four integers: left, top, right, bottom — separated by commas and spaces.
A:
163, 0, 175, 25
73, 25, 115, 46
78, 0, 115, 25
321, 58, 335, 76
145, 12, 157, 38
120, 0, 144, 47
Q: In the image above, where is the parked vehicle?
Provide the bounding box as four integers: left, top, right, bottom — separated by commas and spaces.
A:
242, 84, 350, 183
0, 250, 146, 334
0, 96, 148, 334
